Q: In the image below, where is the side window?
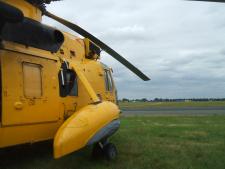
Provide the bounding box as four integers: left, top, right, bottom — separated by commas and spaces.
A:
66, 70, 78, 96
23, 63, 42, 98
59, 63, 78, 97
104, 70, 114, 92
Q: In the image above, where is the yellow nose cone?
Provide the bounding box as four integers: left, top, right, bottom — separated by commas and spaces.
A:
53, 101, 120, 159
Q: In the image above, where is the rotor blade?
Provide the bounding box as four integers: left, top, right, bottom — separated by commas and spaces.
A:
43, 11, 150, 81
187, 0, 225, 3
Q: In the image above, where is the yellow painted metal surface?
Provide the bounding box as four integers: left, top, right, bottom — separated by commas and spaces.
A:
0, 33, 118, 150
71, 63, 100, 103
53, 101, 120, 159
1, 50, 60, 126
0, 121, 62, 148
23, 62, 42, 98
0, 0, 119, 157
2, 41, 58, 61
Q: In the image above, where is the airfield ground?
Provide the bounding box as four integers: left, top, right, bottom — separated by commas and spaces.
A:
119, 101, 225, 110
0, 101, 225, 169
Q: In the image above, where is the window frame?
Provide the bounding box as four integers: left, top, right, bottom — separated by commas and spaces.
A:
104, 69, 114, 92
58, 68, 78, 97
22, 62, 43, 99
67, 70, 78, 97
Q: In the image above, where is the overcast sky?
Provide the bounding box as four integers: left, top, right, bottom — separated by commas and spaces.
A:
43, 0, 225, 99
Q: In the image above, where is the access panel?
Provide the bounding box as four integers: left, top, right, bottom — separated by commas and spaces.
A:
1, 50, 60, 126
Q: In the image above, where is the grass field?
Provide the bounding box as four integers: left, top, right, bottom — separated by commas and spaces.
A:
119, 101, 225, 110
0, 115, 225, 169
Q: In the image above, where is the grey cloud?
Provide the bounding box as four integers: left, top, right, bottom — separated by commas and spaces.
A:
44, 0, 225, 99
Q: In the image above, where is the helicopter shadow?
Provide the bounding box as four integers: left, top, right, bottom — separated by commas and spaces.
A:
0, 141, 104, 169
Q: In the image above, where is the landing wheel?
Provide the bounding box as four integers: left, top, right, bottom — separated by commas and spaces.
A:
103, 143, 117, 161
92, 143, 104, 158
92, 142, 118, 160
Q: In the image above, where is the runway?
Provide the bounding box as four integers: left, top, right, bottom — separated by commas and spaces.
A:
121, 107, 225, 116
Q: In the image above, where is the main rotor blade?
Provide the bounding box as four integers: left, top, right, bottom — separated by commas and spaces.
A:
187, 0, 225, 3
43, 11, 150, 81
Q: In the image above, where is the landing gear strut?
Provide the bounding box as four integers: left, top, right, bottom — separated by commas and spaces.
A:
103, 143, 117, 160
92, 140, 117, 160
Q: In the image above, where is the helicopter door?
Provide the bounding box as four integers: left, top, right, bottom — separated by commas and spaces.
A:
104, 69, 115, 102
1, 51, 59, 126
58, 62, 78, 118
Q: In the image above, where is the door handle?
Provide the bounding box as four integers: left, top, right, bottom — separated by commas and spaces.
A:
14, 102, 23, 110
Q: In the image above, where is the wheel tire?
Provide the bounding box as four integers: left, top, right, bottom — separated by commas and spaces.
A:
92, 143, 103, 159
103, 143, 117, 161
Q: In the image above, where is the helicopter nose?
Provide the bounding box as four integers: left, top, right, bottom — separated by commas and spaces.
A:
53, 101, 120, 159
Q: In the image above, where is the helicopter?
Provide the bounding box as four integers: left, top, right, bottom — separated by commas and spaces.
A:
0, 0, 150, 160
0, 0, 217, 162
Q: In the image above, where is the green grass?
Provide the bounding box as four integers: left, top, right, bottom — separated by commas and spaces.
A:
119, 101, 225, 110
1, 115, 225, 169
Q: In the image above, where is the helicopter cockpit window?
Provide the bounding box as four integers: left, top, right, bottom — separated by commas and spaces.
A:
58, 66, 78, 97
66, 70, 78, 96
104, 70, 114, 92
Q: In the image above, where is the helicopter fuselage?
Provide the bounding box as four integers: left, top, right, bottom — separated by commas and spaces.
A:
0, 34, 117, 148
0, 0, 119, 158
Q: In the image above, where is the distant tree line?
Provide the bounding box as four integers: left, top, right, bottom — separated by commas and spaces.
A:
120, 98, 225, 102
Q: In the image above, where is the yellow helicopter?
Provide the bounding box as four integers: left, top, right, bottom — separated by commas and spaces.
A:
0, 0, 150, 160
